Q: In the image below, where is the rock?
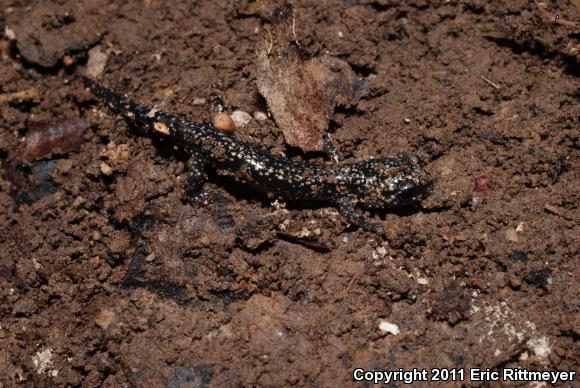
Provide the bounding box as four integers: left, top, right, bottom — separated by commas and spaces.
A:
378, 320, 400, 335
230, 110, 252, 128
212, 112, 235, 133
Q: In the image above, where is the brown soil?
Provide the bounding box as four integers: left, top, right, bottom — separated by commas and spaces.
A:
1, 0, 578, 387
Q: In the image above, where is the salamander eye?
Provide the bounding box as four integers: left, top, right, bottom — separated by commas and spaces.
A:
396, 180, 416, 193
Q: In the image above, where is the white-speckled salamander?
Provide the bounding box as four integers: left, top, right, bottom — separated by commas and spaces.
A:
85, 78, 429, 231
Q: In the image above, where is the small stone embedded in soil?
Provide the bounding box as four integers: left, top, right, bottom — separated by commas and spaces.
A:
4, 26, 16, 40
62, 55, 75, 67
85, 45, 108, 78
17, 118, 88, 161
253, 111, 268, 121
100, 162, 113, 176
378, 320, 400, 335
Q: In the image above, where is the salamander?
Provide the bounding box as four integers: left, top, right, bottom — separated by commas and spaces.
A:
84, 78, 429, 231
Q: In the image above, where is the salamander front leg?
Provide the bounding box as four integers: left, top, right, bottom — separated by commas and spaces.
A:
338, 196, 381, 232
183, 151, 207, 204
323, 134, 341, 164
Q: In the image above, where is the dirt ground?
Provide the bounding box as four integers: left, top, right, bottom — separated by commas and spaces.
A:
0, 0, 578, 386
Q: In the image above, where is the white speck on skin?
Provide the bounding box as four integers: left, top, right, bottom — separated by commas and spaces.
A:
146, 107, 159, 118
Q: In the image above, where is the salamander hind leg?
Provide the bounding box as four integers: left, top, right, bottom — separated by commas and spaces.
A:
183, 151, 207, 204
338, 195, 382, 232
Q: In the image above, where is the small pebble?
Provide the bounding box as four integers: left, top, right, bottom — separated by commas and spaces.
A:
100, 162, 113, 176
63, 55, 75, 67
212, 112, 235, 133
253, 111, 268, 121
378, 320, 400, 335
4, 26, 16, 40
85, 46, 108, 78
231, 110, 252, 128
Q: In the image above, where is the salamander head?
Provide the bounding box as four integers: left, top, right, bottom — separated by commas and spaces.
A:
340, 155, 430, 208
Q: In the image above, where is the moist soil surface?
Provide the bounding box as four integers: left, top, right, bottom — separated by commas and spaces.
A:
1, 0, 578, 386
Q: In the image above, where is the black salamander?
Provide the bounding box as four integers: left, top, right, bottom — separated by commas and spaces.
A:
85, 78, 429, 231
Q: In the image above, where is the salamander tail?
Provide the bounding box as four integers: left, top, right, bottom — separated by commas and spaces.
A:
83, 77, 152, 125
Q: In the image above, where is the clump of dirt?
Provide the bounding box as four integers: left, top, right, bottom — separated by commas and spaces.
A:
5, 0, 104, 68
0, 0, 578, 386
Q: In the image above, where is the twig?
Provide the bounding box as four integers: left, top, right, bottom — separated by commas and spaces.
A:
0, 88, 40, 103
481, 75, 501, 90
266, 28, 274, 55
292, 13, 301, 47
342, 272, 359, 298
